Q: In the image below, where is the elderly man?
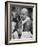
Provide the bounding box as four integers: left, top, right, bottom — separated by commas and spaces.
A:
20, 8, 32, 39
13, 8, 32, 39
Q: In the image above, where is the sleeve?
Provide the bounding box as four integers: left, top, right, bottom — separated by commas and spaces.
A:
23, 18, 32, 31
26, 18, 32, 31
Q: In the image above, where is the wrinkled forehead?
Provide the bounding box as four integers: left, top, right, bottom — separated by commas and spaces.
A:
21, 8, 28, 13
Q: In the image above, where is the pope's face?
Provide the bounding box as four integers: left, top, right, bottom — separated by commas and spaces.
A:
20, 8, 28, 20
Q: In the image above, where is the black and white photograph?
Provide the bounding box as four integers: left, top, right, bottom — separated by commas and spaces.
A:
11, 5, 33, 39
5, 1, 37, 44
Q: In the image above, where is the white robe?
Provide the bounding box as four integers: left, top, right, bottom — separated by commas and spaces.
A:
13, 31, 32, 39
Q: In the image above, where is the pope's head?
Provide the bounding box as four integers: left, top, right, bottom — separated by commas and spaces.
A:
20, 8, 28, 20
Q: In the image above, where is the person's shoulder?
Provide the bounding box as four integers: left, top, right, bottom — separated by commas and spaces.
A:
27, 16, 31, 22
27, 16, 30, 20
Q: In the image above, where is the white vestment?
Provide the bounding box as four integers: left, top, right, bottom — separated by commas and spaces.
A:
13, 31, 32, 39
